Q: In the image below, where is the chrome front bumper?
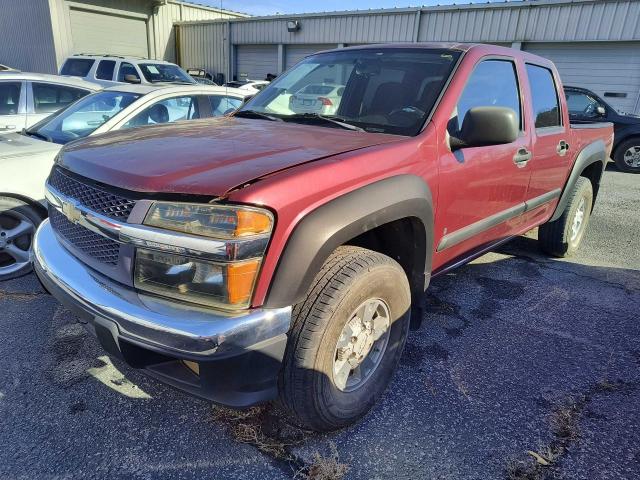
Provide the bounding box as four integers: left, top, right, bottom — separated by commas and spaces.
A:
33, 219, 292, 359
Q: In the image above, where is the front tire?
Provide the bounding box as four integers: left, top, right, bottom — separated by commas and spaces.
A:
613, 138, 640, 174
279, 246, 411, 432
538, 177, 593, 258
0, 197, 42, 281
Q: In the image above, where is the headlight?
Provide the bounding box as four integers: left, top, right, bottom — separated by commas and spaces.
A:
144, 202, 272, 239
134, 202, 273, 310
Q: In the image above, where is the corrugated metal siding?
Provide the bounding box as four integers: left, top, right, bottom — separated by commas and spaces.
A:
0, 0, 58, 73
178, 22, 229, 78
285, 44, 337, 69
231, 13, 417, 44
525, 41, 640, 114
153, 1, 244, 62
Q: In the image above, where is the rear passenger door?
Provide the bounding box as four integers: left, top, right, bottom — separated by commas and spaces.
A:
93, 59, 118, 87
524, 64, 569, 212
435, 58, 532, 263
27, 82, 89, 127
0, 81, 26, 132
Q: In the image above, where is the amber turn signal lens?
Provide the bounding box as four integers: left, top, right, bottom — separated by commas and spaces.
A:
235, 210, 272, 237
227, 259, 261, 305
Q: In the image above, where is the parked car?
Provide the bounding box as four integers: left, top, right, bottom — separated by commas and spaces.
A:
223, 79, 270, 93
565, 86, 640, 173
0, 72, 100, 133
33, 44, 613, 431
0, 84, 250, 279
290, 83, 344, 115
59, 54, 197, 87
187, 68, 218, 85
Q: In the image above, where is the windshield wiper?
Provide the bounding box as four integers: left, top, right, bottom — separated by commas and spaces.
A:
284, 113, 364, 132
22, 128, 52, 142
234, 110, 282, 122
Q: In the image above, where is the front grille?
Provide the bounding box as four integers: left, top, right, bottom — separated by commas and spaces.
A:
49, 208, 120, 265
49, 167, 136, 220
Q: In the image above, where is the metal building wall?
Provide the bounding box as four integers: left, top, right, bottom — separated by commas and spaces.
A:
0, 0, 58, 73
177, 0, 640, 75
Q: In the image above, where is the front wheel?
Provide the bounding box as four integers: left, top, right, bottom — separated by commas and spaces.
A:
0, 197, 42, 281
613, 138, 640, 173
279, 246, 411, 432
538, 177, 593, 258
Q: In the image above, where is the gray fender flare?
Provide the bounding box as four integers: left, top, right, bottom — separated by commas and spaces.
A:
264, 175, 434, 309
549, 139, 607, 222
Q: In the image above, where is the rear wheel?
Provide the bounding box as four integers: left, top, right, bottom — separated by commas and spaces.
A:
279, 246, 411, 432
613, 138, 640, 173
538, 177, 593, 258
0, 197, 42, 281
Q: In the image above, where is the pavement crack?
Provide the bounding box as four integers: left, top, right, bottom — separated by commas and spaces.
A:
505, 379, 638, 480
0, 289, 47, 301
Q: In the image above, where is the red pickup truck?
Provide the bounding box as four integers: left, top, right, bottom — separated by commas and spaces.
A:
34, 43, 613, 431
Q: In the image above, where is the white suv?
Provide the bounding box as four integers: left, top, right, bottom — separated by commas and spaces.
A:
59, 55, 197, 88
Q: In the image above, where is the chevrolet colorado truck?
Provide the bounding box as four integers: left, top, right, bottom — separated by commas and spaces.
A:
33, 44, 613, 432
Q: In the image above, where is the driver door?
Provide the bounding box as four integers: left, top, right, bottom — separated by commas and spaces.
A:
434, 58, 532, 268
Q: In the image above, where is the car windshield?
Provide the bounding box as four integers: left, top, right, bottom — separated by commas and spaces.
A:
239, 48, 460, 136
29, 91, 141, 144
138, 63, 195, 83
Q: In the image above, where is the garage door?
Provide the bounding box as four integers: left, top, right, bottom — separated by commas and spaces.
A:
70, 9, 149, 58
235, 45, 278, 81
284, 44, 337, 70
524, 42, 640, 115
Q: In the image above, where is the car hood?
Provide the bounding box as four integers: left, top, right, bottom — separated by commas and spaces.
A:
59, 117, 404, 196
0, 132, 61, 159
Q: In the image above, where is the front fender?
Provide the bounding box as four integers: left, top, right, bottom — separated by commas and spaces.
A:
264, 174, 434, 308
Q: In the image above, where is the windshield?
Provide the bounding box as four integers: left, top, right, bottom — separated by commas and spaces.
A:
239, 48, 460, 136
138, 63, 195, 84
30, 91, 140, 144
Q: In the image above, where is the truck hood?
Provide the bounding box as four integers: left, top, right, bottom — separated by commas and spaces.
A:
0, 132, 61, 160
59, 117, 403, 196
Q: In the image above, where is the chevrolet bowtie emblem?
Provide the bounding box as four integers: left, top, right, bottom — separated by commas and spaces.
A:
61, 199, 82, 224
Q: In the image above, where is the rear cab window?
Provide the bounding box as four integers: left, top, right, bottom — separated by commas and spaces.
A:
0, 82, 22, 115
32, 83, 89, 113
60, 58, 95, 77
96, 60, 116, 81
526, 64, 562, 129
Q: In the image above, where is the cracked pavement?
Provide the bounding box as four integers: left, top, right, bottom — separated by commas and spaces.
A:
0, 166, 638, 479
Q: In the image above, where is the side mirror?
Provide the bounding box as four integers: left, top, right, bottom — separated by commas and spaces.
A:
451, 106, 519, 150
124, 74, 141, 84
596, 105, 606, 116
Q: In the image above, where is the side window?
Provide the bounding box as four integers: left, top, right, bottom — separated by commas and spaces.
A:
526, 64, 561, 128
122, 96, 200, 129
209, 95, 243, 116
0, 82, 22, 115
60, 58, 95, 77
32, 83, 88, 114
96, 60, 116, 81
452, 59, 521, 132
565, 90, 601, 118
118, 62, 139, 82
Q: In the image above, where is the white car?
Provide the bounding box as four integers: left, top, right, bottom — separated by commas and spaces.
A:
0, 83, 250, 280
223, 80, 270, 94
0, 72, 100, 133
290, 83, 344, 116
60, 54, 197, 88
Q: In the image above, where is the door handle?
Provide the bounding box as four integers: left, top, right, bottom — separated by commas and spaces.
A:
557, 140, 570, 156
513, 147, 532, 168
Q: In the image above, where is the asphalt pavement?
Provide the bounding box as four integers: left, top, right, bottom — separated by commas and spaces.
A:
1, 166, 638, 480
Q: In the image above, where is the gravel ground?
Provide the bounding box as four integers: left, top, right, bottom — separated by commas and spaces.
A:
0, 166, 638, 480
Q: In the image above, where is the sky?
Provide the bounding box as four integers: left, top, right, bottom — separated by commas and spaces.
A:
195, 0, 506, 17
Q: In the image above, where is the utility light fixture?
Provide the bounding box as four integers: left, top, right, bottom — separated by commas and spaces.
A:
287, 20, 300, 32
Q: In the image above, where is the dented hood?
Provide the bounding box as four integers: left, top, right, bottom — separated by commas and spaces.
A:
59, 117, 402, 196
